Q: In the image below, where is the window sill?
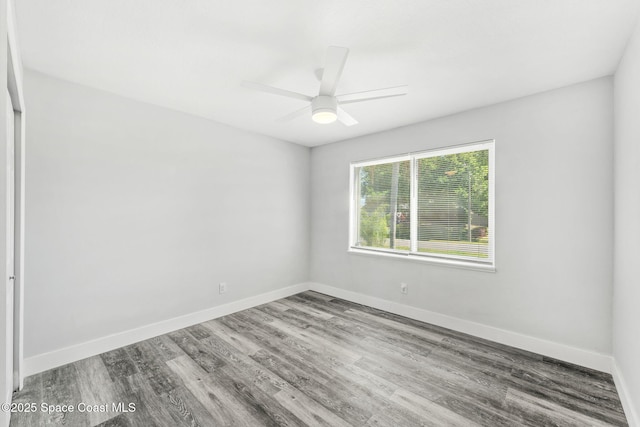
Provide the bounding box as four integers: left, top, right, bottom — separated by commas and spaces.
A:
348, 247, 496, 272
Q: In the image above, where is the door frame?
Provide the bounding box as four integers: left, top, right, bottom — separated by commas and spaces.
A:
6, 0, 25, 391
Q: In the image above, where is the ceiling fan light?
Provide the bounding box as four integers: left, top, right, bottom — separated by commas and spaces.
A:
311, 95, 338, 124
312, 109, 337, 124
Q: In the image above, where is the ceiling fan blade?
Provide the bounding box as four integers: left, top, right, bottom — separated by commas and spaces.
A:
319, 46, 349, 96
242, 81, 312, 102
337, 85, 408, 104
276, 105, 312, 122
337, 107, 358, 126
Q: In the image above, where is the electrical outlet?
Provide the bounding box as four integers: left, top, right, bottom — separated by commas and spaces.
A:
400, 283, 408, 294
219, 282, 227, 294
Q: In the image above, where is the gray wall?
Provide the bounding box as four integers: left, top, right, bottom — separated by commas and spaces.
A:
613, 14, 640, 421
22, 66, 625, 393
23, 70, 310, 358
310, 77, 614, 355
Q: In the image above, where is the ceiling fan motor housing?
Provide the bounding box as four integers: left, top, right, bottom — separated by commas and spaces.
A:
311, 95, 338, 123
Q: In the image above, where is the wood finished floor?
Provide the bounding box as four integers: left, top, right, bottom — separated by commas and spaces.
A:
10, 291, 628, 426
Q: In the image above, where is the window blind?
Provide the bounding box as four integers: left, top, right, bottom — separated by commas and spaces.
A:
416, 149, 490, 261
350, 141, 494, 267
355, 159, 411, 251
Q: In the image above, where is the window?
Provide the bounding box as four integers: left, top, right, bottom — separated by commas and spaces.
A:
349, 141, 495, 269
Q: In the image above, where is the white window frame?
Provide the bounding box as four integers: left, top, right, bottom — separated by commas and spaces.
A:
349, 140, 495, 272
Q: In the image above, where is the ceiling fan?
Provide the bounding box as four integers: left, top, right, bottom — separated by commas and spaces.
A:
242, 46, 408, 126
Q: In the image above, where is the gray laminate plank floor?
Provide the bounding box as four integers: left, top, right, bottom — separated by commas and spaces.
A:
10, 291, 629, 426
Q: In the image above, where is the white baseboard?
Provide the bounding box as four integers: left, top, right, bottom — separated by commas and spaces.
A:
611, 359, 639, 427
308, 282, 613, 373
24, 281, 615, 379
23, 282, 312, 377
21, 281, 635, 424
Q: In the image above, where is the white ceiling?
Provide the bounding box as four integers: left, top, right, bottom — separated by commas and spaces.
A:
15, 0, 640, 147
